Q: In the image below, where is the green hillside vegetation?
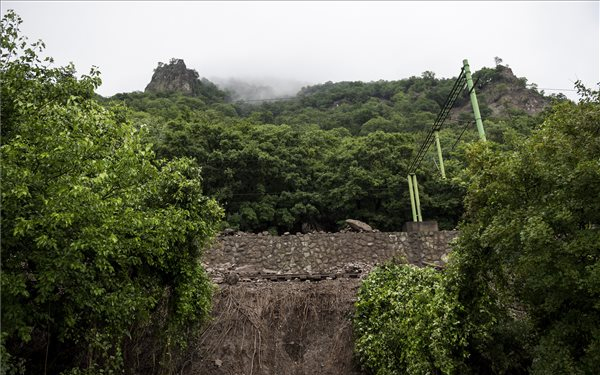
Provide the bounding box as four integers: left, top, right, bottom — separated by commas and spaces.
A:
354, 85, 600, 374
104, 61, 549, 234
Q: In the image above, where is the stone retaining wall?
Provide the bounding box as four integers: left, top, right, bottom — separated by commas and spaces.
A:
203, 231, 458, 275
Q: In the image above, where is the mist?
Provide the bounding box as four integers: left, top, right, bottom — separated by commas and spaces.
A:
210, 76, 312, 102
3, 1, 597, 102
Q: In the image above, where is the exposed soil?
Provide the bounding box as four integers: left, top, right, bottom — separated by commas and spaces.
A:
181, 279, 366, 375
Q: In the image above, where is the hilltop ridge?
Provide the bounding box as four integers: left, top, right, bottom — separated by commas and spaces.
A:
141, 58, 552, 119
467, 64, 550, 117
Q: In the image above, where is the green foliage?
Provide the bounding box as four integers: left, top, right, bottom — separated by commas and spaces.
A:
120, 85, 479, 233
101, 56, 549, 234
354, 263, 469, 375
449, 82, 600, 374
142, 116, 452, 232
0, 10, 222, 374
353, 86, 599, 374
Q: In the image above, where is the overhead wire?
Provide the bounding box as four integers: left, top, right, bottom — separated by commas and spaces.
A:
537, 88, 578, 92
451, 120, 474, 151
407, 68, 467, 174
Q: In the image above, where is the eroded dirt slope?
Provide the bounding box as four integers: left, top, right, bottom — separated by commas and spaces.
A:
182, 280, 365, 375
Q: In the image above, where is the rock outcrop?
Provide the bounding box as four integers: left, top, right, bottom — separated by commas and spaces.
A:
479, 65, 551, 116
145, 58, 225, 100
145, 58, 200, 95
454, 64, 551, 119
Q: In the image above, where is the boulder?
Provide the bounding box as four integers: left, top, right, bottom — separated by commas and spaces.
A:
345, 219, 373, 232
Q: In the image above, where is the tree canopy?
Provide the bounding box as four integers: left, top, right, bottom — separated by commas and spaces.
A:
1, 10, 222, 374
450, 82, 600, 374
353, 83, 600, 374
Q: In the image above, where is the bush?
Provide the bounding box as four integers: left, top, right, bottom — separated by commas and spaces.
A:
353, 263, 469, 375
0, 10, 223, 374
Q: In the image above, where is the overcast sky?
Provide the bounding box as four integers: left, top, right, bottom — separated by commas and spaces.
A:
3, 1, 599, 100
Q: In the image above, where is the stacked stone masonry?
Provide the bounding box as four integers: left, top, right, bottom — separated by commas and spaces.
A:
203, 231, 458, 277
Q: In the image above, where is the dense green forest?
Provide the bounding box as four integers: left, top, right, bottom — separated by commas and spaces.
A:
3, 9, 598, 375
354, 83, 600, 374
103, 56, 549, 234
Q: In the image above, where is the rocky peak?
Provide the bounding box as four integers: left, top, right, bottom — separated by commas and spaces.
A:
145, 58, 201, 95
482, 65, 550, 116
144, 58, 227, 102
453, 64, 551, 118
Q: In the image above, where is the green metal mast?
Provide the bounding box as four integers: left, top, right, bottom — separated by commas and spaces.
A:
412, 174, 422, 222
434, 131, 446, 179
463, 59, 486, 141
407, 175, 417, 222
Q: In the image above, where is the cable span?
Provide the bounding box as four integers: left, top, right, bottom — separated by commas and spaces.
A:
408, 69, 466, 174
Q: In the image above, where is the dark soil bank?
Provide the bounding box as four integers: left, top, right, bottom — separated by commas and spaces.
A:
183, 280, 366, 375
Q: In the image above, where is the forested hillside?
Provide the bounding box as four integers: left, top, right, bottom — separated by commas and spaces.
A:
104, 59, 553, 233
3, 9, 599, 375
354, 83, 600, 375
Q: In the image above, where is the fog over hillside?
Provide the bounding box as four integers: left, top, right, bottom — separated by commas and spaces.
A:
211, 77, 311, 102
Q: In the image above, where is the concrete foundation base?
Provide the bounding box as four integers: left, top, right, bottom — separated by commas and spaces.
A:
403, 221, 439, 232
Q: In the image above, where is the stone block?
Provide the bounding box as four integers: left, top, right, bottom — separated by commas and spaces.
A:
403, 221, 439, 232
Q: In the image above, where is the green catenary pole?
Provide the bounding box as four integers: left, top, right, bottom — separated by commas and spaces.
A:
434, 131, 446, 179
463, 59, 487, 141
412, 174, 423, 222
407, 174, 417, 222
